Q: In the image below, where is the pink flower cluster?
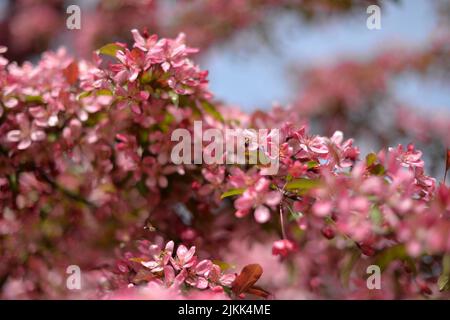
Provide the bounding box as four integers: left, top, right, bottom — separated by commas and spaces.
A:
291, 43, 450, 170
117, 240, 235, 296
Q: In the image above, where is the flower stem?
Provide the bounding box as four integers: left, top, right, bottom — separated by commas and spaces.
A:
279, 203, 287, 239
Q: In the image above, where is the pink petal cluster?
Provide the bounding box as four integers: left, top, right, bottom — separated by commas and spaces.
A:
117, 240, 235, 295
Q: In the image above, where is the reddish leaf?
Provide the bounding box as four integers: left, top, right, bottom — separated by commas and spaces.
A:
446, 149, 450, 171
232, 263, 267, 297
245, 286, 271, 299
445, 149, 450, 182
128, 257, 147, 263
63, 61, 79, 85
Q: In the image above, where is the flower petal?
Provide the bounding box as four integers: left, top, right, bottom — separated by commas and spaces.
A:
196, 277, 209, 289
31, 130, 46, 141
6, 130, 21, 142
176, 244, 188, 260
195, 259, 212, 275
183, 246, 196, 263
264, 191, 282, 207
17, 138, 32, 150
254, 205, 270, 223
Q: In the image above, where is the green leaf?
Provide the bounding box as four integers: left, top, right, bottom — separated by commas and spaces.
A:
341, 249, 360, 288
140, 70, 153, 84
285, 178, 321, 192
85, 111, 107, 127
186, 99, 202, 118
24, 95, 44, 104
287, 205, 303, 222
138, 129, 149, 145
220, 188, 245, 199
438, 275, 450, 291
212, 260, 235, 271
47, 132, 58, 143
96, 89, 113, 96
76, 91, 91, 100
201, 100, 224, 123
168, 91, 179, 107
370, 164, 385, 176
438, 254, 450, 291
307, 161, 319, 169
370, 206, 383, 226
366, 153, 377, 166
443, 254, 450, 274
375, 244, 408, 272
8, 173, 18, 192
157, 112, 174, 133
136, 179, 149, 196
97, 43, 124, 58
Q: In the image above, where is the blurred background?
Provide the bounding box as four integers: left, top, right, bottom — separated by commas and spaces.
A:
1, 0, 449, 174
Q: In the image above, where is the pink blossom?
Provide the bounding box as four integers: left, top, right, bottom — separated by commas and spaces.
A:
185, 259, 213, 289
170, 244, 197, 270
141, 241, 174, 273
6, 113, 46, 150
234, 177, 282, 223
391, 144, 424, 168
206, 265, 236, 291
272, 239, 296, 257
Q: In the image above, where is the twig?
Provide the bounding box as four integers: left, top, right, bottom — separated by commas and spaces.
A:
279, 203, 287, 240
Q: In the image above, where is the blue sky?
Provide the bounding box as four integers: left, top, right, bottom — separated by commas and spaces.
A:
201, 0, 450, 112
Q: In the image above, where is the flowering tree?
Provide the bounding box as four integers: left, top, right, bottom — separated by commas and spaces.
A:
1, 25, 449, 299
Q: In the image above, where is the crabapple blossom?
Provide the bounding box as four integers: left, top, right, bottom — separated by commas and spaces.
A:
0, 27, 449, 301
120, 241, 235, 296
6, 113, 46, 150
141, 241, 174, 273
233, 177, 282, 223
272, 239, 296, 257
